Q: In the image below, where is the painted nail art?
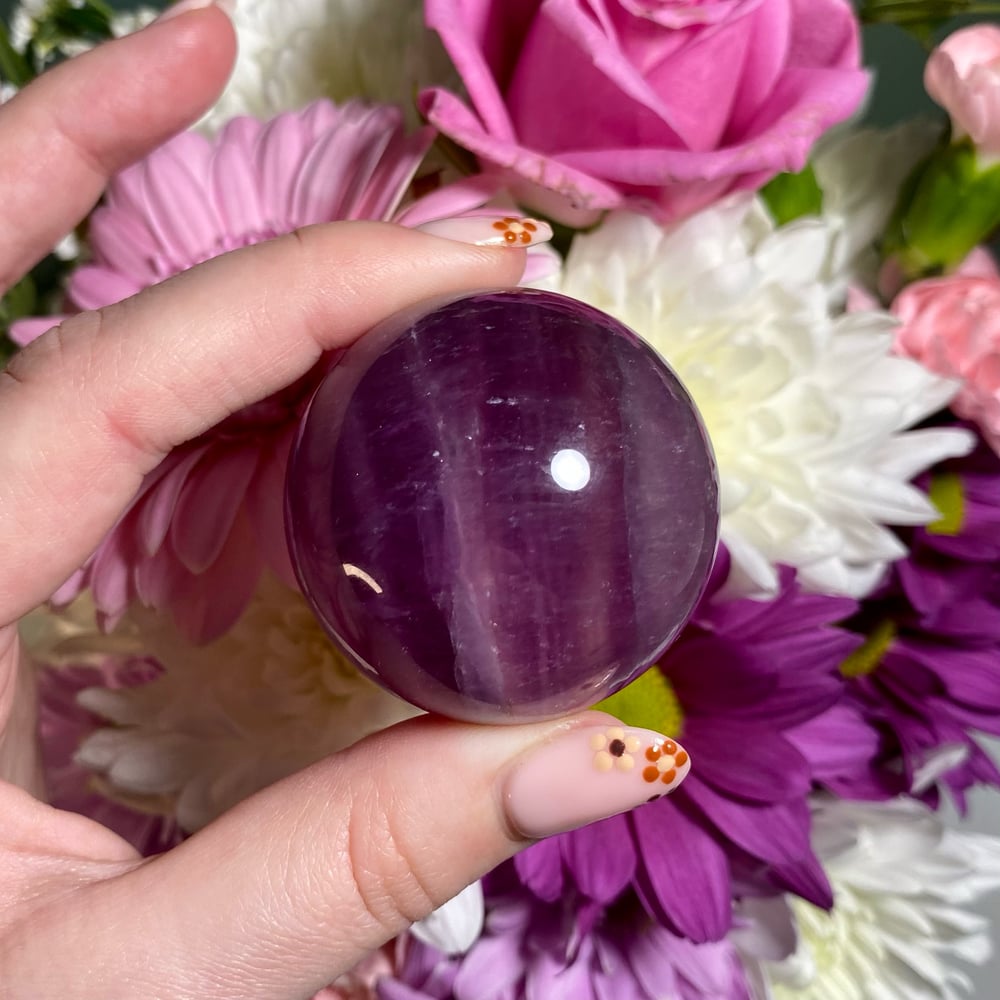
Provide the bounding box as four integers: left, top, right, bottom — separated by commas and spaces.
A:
502, 722, 690, 840
415, 215, 554, 249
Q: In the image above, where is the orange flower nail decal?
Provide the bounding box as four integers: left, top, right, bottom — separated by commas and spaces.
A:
642, 738, 689, 786
491, 216, 540, 245
590, 726, 641, 772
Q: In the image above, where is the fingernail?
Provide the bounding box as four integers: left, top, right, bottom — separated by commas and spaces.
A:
156, 0, 235, 23
416, 215, 554, 249
502, 721, 690, 839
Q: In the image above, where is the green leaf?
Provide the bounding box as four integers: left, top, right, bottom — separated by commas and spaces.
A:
0, 274, 37, 362
859, 0, 1000, 43
30, 0, 116, 64
883, 140, 1000, 277
761, 165, 824, 226
0, 331, 15, 365
0, 21, 34, 89
0, 274, 38, 325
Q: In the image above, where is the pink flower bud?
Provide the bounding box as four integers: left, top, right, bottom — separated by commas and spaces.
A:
925, 25, 1000, 156
893, 265, 1000, 454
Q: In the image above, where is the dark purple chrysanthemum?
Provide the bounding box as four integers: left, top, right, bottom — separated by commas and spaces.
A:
378, 870, 752, 1000
843, 435, 1000, 811
512, 550, 864, 942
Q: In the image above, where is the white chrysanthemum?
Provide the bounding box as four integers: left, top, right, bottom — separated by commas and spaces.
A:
9, 1, 156, 56
763, 799, 1000, 1000
200, 0, 456, 134
9, 0, 46, 52
70, 575, 420, 832
557, 200, 974, 598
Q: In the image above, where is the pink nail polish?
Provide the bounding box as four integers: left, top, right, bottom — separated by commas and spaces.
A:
416, 215, 554, 249
503, 722, 690, 839
156, 0, 235, 23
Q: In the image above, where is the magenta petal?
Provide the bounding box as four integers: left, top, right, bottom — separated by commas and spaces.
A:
507, 0, 680, 151
256, 111, 311, 226
525, 948, 596, 1000
514, 837, 564, 902
395, 174, 503, 229
423, 0, 518, 140
89, 530, 134, 619
137, 447, 209, 558
133, 542, 189, 608
68, 265, 141, 311
687, 719, 811, 801
170, 446, 259, 575
452, 933, 522, 1000
171, 510, 263, 642
728, 0, 791, 135
140, 131, 220, 269
630, 802, 732, 943
87, 207, 162, 286
788, 702, 881, 781
642, 16, 754, 151
9, 315, 65, 346
211, 117, 269, 241
787, 0, 860, 68
354, 125, 437, 222
243, 434, 296, 583
419, 87, 623, 214
767, 852, 834, 910
561, 815, 635, 904
291, 106, 393, 226
683, 780, 813, 865
50, 565, 86, 606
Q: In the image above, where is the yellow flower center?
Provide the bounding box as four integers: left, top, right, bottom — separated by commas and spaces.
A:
839, 620, 897, 679
926, 471, 965, 536
594, 666, 685, 737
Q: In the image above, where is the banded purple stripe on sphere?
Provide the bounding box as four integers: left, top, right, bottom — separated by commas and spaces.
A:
286, 289, 719, 722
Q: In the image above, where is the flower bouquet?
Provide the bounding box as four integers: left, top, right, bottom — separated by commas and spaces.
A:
5, 0, 1000, 997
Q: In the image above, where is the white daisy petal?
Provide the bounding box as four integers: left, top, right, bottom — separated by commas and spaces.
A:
57, 578, 421, 831
198, 0, 456, 134
410, 881, 486, 955
752, 799, 1000, 1000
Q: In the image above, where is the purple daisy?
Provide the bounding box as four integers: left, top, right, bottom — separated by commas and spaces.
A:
378, 869, 752, 1000
843, 434, 1000, 811
512, 551, 863, 943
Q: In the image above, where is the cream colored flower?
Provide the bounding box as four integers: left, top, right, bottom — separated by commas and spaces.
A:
762, 798, 1000, 1000
199, 0, 457, 133
64, 575, 419, 831
557, 201, 973, 598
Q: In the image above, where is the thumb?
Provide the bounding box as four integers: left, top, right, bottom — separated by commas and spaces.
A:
17, 713, 689, 998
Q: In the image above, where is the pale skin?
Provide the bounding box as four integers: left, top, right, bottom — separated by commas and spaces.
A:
0, 8, 593, 997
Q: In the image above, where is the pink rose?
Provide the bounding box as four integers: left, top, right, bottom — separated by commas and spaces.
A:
893, 266, 1000, 454
420, 0, 868, 224
926, 25, 1000, 157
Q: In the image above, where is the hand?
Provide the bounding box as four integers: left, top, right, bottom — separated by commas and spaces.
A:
0, 6, 685, 997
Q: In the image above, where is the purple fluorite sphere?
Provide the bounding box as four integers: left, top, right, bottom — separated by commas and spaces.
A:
286, 290, 718, 722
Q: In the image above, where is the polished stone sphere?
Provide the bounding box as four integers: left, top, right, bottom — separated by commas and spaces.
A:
286, 289, 718, 723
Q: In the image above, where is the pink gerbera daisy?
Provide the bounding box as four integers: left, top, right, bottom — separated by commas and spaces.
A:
15, 101, 436, 641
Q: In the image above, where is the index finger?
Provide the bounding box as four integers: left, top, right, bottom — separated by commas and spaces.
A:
0, 222, 526, 623
0, 5, 236, 293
